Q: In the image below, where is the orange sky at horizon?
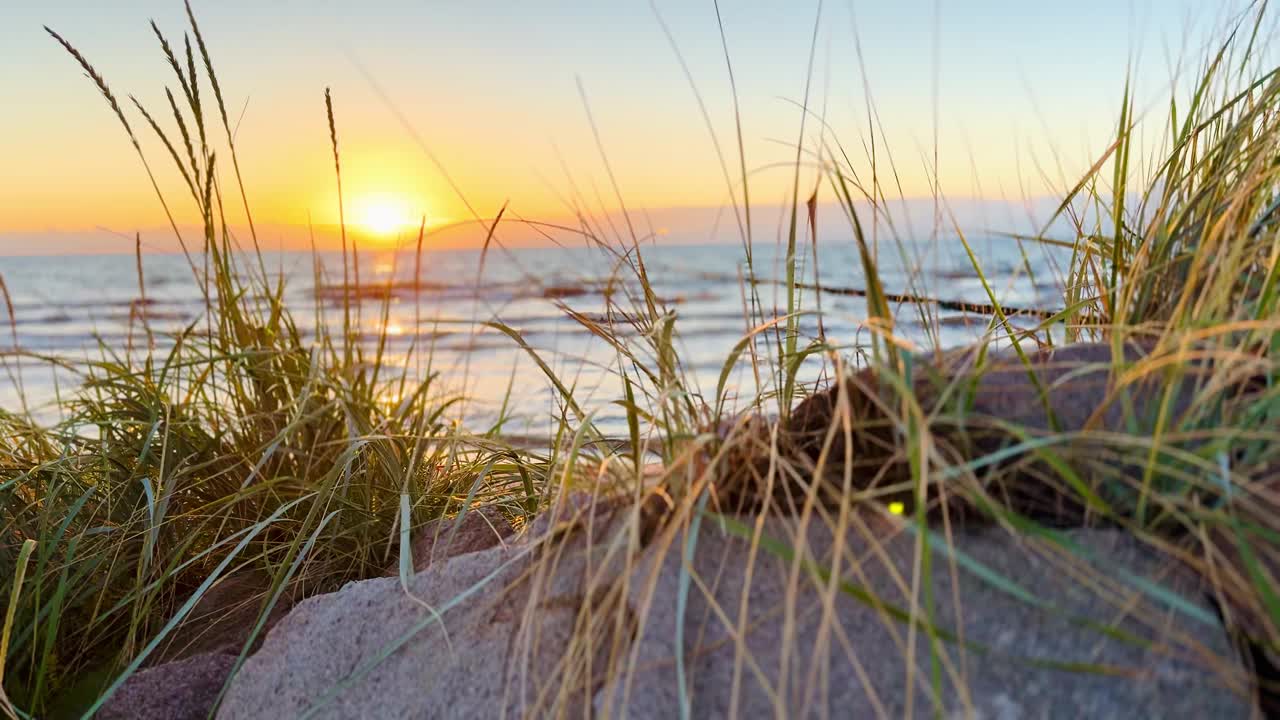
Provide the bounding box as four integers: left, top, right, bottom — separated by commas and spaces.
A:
0, 1, 1259, 254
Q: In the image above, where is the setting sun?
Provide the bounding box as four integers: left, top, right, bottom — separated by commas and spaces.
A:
353, 193, 415, 237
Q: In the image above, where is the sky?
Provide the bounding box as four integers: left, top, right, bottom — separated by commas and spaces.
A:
0, 0, 1262, 254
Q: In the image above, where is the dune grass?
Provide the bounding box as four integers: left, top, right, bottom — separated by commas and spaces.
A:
2, 9, 549, 717
2, 1, 1279, 717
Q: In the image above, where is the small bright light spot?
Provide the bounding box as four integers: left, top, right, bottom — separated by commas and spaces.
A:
888, 501, 905, 516
385, 323, 404, 336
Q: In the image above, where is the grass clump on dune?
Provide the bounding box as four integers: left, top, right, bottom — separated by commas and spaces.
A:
522, 4, 1280, 712
1, 7, 545, 716
2, 1, 1280, 718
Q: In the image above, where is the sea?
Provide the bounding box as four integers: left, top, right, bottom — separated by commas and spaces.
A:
0, 238, 1070, 439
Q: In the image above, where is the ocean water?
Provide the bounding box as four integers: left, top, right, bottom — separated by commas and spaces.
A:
0, 237, 1070, 438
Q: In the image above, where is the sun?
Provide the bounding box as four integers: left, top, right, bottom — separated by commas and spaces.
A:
353, 193, 415, 238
